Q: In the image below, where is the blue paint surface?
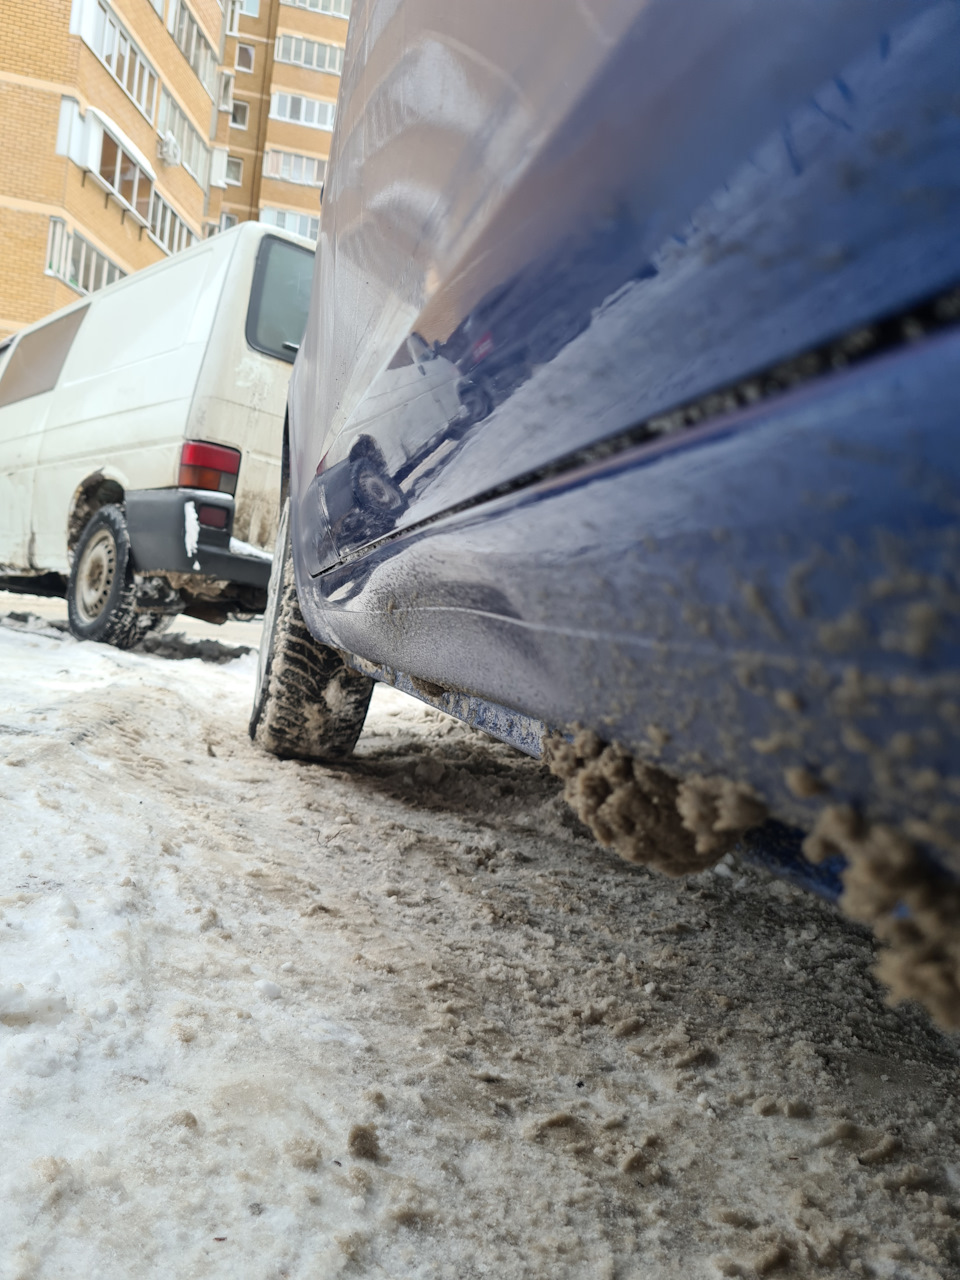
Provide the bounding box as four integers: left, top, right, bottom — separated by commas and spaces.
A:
297, 0, 960, 568
289, 0, 960, 891
304, 324, 960, 882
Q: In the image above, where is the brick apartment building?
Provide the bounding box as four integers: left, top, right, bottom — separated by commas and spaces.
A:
0, 0, 349, 340
220, 0, 347, 240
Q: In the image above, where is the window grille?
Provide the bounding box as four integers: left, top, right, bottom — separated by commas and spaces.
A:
89, 2, 158, 119
275, 33, 343, 74
46, 218, 126, 295
270, 92, 335, 131
158, 90, 212, 188
263, 150, 326, 187
280, 0, 350, 14
259, 206, 319, 241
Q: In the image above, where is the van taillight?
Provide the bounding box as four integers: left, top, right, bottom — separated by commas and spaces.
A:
179, 441, 241, 495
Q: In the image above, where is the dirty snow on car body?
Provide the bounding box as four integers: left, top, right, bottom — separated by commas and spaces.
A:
0, 611, 958, 1280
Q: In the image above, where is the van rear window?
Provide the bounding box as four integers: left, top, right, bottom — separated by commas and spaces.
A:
245, 235, 315, 364
0, 306, 89, 408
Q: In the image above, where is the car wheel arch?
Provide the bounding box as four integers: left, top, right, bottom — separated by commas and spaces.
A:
67, 470, 128, 558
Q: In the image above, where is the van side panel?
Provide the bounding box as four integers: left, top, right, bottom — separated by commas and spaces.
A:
0, 395, 52, 571
0, 307, 89, 573
31, 246, 231, 572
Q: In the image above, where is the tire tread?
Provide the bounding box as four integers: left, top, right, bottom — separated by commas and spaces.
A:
249, 501, 373, 760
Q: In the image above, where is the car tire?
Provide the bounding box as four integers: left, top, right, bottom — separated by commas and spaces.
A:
67, 504, 167, 649
249, 497, 374, 760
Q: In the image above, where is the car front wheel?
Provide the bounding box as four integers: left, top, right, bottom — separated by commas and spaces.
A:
249, 497, 373, 760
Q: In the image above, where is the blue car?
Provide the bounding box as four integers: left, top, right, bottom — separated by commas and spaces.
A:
251, 0, 960, 1027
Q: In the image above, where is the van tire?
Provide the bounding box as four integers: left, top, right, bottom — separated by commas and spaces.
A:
250, 498, 373, 760
67, 505, 166, 649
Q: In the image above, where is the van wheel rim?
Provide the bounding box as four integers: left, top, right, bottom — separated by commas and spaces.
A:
75, 529, 117, 622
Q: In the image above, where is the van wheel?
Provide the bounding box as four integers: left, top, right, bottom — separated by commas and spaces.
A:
250, 498, 373, 760
67, 505, 165, 649
352, 460, 406, 516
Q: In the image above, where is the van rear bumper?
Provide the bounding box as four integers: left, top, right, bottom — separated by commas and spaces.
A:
125, 488, 272, 588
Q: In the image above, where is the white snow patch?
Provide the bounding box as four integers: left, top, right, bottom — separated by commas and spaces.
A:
0, 983, 69, 1027
183, 499, 200, 556
229, 536, 273, 562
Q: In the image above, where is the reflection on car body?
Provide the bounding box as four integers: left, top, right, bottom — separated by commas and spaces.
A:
310, 210, 663, 566
310, 334, 466, 565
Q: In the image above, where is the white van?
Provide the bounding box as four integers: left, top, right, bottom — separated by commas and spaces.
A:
0, 221, 314, 646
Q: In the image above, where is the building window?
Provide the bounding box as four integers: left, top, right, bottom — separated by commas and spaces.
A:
83, 115, 198, 255
228, 0, 259, 32
46, 218, 125, 296
275, 34, 343, 74
148, 192, 197, 254
88, 2, 158, 120
219, 72, 234, 111
158, 90, 212, 188
263, 150, 325, 187
221, 213, 239, 230
98, 130, 154, 220
231, 99, 249, 129
56, 98, 160, 222
280, 0, 350, 14
236, 43, 255, 72
270, 92, 335, 131
169, 1, 217, 97
225, 156, 243, 185
259, 207, 319, 241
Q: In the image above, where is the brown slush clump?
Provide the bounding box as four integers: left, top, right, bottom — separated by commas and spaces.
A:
543, 729, 766, 876
804, 805, 960, 1029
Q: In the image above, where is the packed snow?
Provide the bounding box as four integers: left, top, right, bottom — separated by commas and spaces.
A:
1, 599, 959, 1279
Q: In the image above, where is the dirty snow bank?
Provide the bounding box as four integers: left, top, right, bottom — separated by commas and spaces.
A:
0, 617, 958, 1280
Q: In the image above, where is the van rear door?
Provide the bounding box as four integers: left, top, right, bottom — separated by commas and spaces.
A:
186, 231, 314, 551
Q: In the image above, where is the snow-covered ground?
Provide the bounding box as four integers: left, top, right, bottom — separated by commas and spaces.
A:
1, 600, 959, 1280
